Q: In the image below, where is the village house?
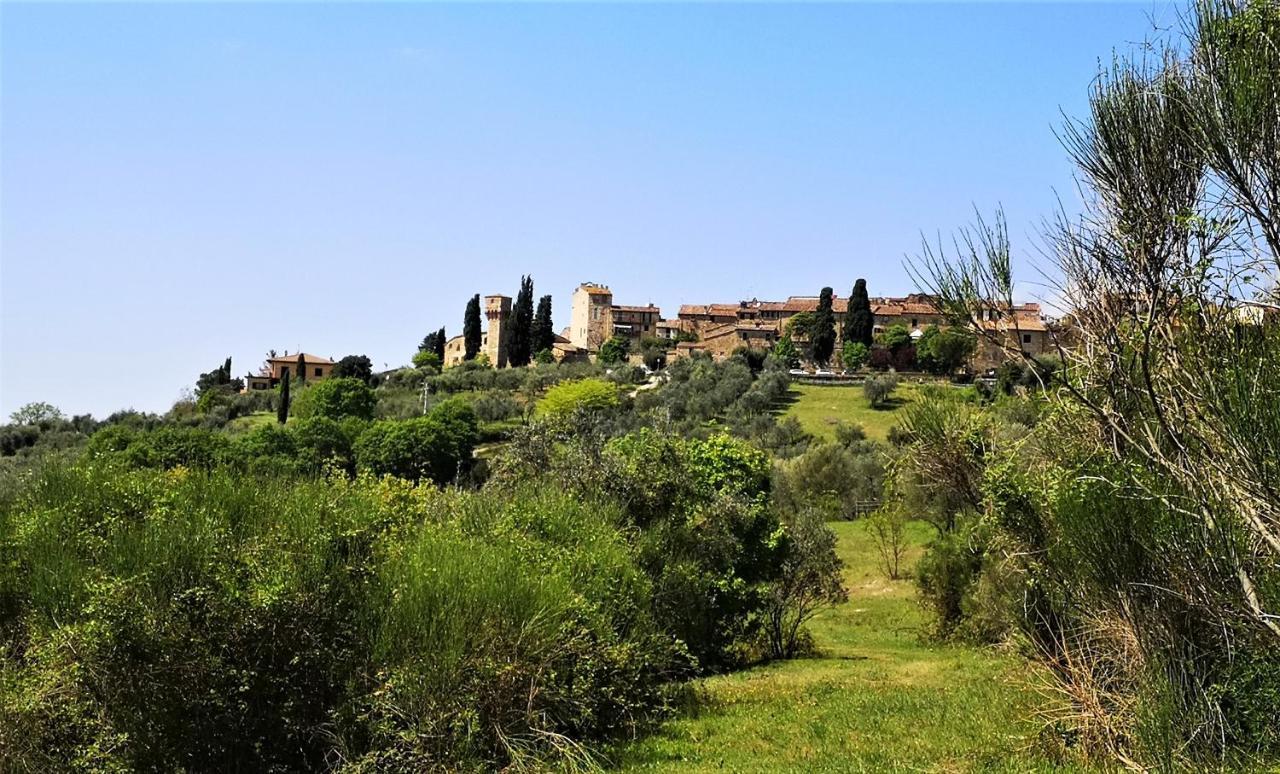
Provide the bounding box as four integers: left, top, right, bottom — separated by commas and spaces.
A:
568, 283, 662, 353
444, 293, 587, 368
243, 351, 335, 391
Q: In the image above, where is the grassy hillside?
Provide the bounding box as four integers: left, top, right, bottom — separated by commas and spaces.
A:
611, 520, 1073, 773
780, 382, 923, 441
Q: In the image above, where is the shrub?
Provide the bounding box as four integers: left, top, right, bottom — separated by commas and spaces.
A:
761, 510, 846, 658
863, 374, 900, 408
291, 377, 377, 422
598, 335, 630, 365
772, 441, 884, 521
841, 341, 870, 372
537, 378, 619, 419
355, 400, 478, 485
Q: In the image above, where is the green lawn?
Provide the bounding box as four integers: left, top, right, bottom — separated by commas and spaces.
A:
780, 381, 924, 441
609, 520, 1078, 773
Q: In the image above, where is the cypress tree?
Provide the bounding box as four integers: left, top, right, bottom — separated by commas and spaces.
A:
434, 326, 446, 360
845, 278, 874, 348
532, 294, 554, 355
508, 275, 535, 367
222, 356, 233, 384
277, 371, 291, 424
297, 353, 307, 383
810, 287, 836, 366
463, 294, 482, 360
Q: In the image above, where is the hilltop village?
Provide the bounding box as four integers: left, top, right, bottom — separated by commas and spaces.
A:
440, 281, 1049, 373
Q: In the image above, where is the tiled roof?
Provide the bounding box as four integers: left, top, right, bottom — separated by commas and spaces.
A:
612, 304, 661, 314
782, 297, 849, 313
678, 304, 709, 317
268, 353, 335, 365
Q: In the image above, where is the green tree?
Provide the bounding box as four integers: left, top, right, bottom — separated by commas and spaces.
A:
532, 294, 554, 355
508, 275, 535, 367
537, 378, 620, 418
332, 355, 374, 384
845, 278, 874, 347
773, 334, 801, 368
786, 311, 815, 341
916, 326, 976, 375
8, 401, 64, 425
277, 371, 291, 425
463, 294, 482, 361
598, 335, 630, 365
296, 353, 307, 383
841, 341, 870, 372
810, 287, 836, 366
877, 324, 912, 352
291, 377, 377, 421
413, 350, 442, 370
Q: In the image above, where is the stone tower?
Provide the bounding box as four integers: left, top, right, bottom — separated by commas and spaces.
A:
484, 295, 512, 367
569, 283, 614, 351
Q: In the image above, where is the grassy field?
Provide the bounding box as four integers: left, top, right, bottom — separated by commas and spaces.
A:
610, 520, 1076, 773
223, 410, 276, 436
780, 381, 925, 441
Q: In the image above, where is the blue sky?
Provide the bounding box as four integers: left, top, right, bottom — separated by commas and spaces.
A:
2, 2, 1174, 418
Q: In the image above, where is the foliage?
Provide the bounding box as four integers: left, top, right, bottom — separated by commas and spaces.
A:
772, 334, 801, 368
537, 378, 620, 419
915, 325, 976, 375
841, 341, 870, 372
354, 399, 479, 485
331, 354, 374, 384
867, 506, 909, 580
291, 377, 377, 422
277, 371, 290, 424
862, 374, 899, 408
418, 327, 445, 362
810, 287, 837, 366
463, 293, 482, 361
877, 324, 912, 352
411, 350, 441, 370
0, 462, 679, 771
508, 275, 535, 367
772, 439, 885, 522
532, 293, 555, 355
762, 510, 847, 659
599, 335, 630, 364
8, 402, 65, 426
844, 278, 875, 348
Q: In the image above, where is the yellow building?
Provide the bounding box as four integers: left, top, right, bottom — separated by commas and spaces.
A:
244, 352, 335, 390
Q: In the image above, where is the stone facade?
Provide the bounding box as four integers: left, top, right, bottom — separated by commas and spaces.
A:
569, 283, 662, 353
484, 295, 512, 368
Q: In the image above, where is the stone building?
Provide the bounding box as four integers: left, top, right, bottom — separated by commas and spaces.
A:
443, 293, 586, 368
244, 352, 335, 391
569, 283, 662, 353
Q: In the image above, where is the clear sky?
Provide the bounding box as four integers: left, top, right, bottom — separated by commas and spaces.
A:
2, 2, 1175, 418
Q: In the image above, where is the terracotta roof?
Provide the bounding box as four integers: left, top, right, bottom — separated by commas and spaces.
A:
782, 296, 849, 313
579, 284, 612, 296
612, 304, 661, 314
707, 303, 742, 315
268, 353, 335, 365
678, 304, 709, 317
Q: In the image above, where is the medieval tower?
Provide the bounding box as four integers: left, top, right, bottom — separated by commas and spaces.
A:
569, 283, 614, 352
483, 294, 512, 367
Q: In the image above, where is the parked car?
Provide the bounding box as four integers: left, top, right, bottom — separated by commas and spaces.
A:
788, 368, 809, 376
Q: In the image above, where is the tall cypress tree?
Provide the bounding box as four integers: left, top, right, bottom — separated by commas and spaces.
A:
532, 294, 554, 355
296, 353, 307, 382
222, 356, 233, 384
810, 287, 836, 365
434, 326, 446, 360
845, 278, 874, 347
508, 275, 535, 367
463, 294, 482, 360
277, 371, 291, 424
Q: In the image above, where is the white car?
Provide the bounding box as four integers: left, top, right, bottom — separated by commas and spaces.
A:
814, 368, 834, 376
788, 368, 809, 376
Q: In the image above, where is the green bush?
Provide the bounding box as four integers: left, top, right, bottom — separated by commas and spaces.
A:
0, 462, 680, 771
537, 378, 620, 419
292, 377, 377, 422
355, 400, 478, 485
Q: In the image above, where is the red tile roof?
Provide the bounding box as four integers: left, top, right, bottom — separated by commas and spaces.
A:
268, 352, 335, 365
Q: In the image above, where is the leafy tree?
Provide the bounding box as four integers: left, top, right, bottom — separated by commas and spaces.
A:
841, 341, 870, 372
354, 399, 479, 484
412, 350, 442, 370
598, 335, 630, 365
419, 328, 446, 361
292, 377, 377, 421
786, 311, 815, 341
8, 401, 64, 425
537, 378, 619, 418
772, 334, 801, 368
534, 349, 555, 365
508, 275, 535, 367
810, 287, 836, 366
277, 371, 291, 425
877, 323, 912, 352
844, 278, 874, 347
196, 357, 236, 396
332, 355, 374, 384
463, 294, 482, 361
916, 326, 977, 375
763, 511, 847, 658
532, 294, 555, 355
863, 374, 899, 408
